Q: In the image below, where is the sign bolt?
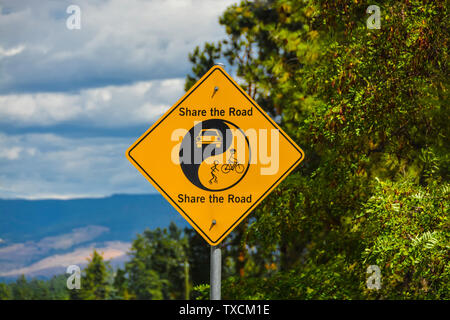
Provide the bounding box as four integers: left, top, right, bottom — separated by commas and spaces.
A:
212, 86, 219, 98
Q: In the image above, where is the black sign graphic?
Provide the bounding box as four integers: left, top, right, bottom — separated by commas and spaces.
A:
179, 119, 251, 192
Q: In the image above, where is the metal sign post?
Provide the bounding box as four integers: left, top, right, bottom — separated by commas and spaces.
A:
210, 244, 221, 300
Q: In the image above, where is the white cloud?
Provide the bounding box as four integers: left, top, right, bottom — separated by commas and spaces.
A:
0, 78, 184, 127
0, 132, 153, 199
0, 45, 25, 57
0, 146, 23, 160
0, 0, 239, 199
0, 0, 237, 93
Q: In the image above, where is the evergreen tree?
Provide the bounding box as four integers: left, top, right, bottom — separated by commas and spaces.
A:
186, 0, 449, 299
74, 250, 112, 300
0, 282, 12, 300
11, 275, 33, 300
122, 234, 165, 300
48, 274, 70, 300
119, 222, 190, 300
29, 278, 51, 300
111, 268, 127, 299
185, 228, 210, 287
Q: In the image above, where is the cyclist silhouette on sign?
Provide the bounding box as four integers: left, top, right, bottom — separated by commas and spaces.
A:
230, 148, 238, 163
209, 160, 219, 184
221, 148, 244, 174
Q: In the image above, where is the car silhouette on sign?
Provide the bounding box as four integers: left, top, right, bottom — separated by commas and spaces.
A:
196, 129, 222, 148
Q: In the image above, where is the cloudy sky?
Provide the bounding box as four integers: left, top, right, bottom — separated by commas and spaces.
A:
0, 0, 238, 199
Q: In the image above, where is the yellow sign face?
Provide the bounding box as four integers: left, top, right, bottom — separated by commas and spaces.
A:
126, 66, 304, 245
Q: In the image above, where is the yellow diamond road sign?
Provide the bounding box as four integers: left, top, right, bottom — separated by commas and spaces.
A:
126, 65, 304, 245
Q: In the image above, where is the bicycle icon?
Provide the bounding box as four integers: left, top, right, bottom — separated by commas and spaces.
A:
221, 149, 245, 174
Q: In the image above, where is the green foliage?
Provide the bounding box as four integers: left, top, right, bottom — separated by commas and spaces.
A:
116, 222, 190, 300
185, 42, 223, 92
185, 0, 449, 299
0, 282, 11, 300
0, 274, 69, 300
47, 274, 71, 299
10, 275, 33, 300
360, 180, 449, 299
185, 228, 210, 287
72, 250, 113, 300
192, 284, 210, 300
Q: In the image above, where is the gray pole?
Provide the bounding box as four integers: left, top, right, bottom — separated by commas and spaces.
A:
210, 244, 221, 300
210, 63, 223, 301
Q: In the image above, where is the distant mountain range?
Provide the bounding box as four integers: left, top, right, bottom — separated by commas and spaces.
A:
0, 194, 188, 280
